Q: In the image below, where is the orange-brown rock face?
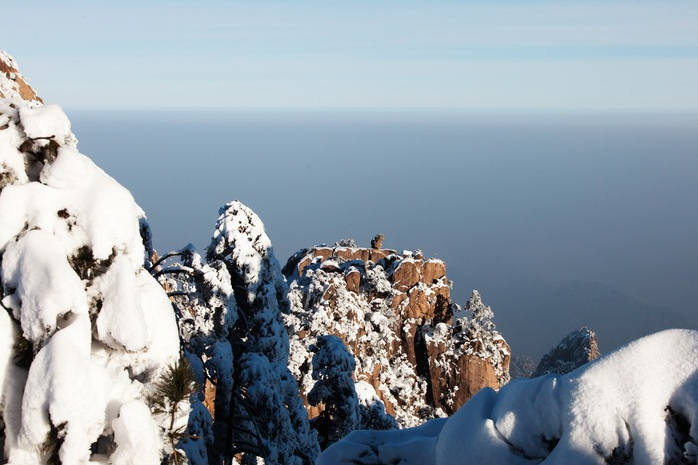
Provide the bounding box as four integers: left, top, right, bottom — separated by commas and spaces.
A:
0, 51, 43, 104
391, 260, 421, 292
345, 269, 361, 293
284, 237, 510, 426
424, 325, 511, 413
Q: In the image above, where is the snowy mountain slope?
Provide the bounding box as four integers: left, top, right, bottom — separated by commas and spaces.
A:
0, 52, 181, 464
319, 329, 698, 465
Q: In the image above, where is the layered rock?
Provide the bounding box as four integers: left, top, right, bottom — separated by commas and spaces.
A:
533, 326, 600, 376
283, 236, 510, 427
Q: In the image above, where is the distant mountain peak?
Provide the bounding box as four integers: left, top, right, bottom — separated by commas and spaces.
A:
534, 326, 600, 376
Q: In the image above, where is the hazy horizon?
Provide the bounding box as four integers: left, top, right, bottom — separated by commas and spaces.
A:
8, 0, 694, 360
68, 109, 698, 359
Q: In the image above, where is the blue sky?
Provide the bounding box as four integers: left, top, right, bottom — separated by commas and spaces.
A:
3, 1, 698, 110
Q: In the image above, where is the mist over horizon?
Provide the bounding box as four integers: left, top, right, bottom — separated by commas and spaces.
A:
68, 109, 698, 359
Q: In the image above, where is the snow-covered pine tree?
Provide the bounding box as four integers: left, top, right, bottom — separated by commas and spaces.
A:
358, 400, 398, 431
307, 335, 360, 449
355, 381, 398, 432
452, 290, 510, 386
207, 201, 320, 465
465, 290, 495, 333
152, 245, 237, 464
0, 66, 182, 464
147, 357, 198, 465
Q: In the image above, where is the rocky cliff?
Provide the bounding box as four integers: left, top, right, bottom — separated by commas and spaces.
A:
283, 236, 510, 427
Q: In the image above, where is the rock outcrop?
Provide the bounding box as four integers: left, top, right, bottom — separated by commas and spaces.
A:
283, 237, 510, 427
533, 326, 600, 376
0, 51, 42, 105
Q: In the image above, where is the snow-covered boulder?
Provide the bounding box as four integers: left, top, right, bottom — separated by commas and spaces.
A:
319, 329, 698, 465
0, 52, 181, 464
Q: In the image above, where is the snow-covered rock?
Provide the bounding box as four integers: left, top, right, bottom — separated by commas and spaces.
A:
319, 329, 698, 465
534, 326, 600, 377
284, 237, 510, 428
0, 52, 42, 106
0, 51, 181, 464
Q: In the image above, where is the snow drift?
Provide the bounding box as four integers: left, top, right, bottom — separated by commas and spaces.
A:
319, 329, 698, 465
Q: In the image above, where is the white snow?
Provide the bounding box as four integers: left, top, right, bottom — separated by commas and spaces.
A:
1, 230, 88, 344
19, 105, 73, 145
40, 147, 146, 262
0, 63, 181, 463
0, 303, 26, 457
0, 146, 145, 267
319, 329, 698, 465
208, 200, 276, 304
0, 114, 28, 186
131, 270, 181, 374
178, 400, 213, 465
94, 256, 150, 352
10, 315, 106, 465
354, 381, 381, 408
111, 400, 162, 465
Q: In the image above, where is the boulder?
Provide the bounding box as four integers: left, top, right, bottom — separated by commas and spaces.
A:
392, 260, 421, 292
421, 260, 446, 284
344, 269, 361, 293
371, 234, 384, 249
